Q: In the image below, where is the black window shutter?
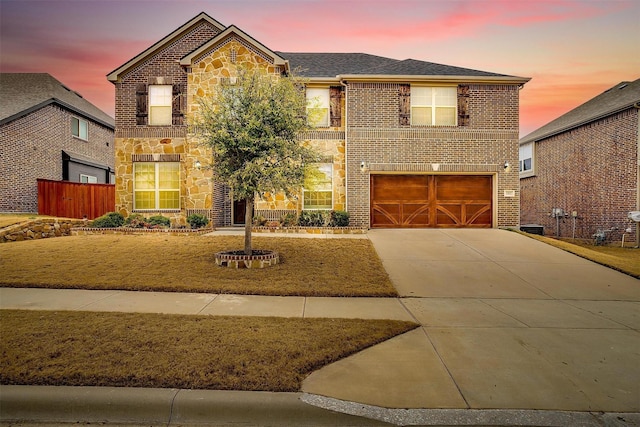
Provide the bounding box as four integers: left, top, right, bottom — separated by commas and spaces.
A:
399, 84, 410, 126
172, 84, 186, 125
329, 86, 342, 127
457, 85, 470, 126
135, 84, 148, 125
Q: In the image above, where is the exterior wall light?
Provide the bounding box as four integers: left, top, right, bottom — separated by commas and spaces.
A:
503, 161, 511, 173
195, 160, 202, 170
360, 161, 368, 173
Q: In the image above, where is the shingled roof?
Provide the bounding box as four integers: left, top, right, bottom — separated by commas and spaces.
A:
521, 78, 640, 144
277, 53, 516, 79
0, 73, 114, 128
276, 52, 399, 77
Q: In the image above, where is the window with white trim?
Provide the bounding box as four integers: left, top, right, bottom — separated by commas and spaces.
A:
306, 88, 330, 127
411, 86, 457, 126
148, 85, 173, 125
303, 163, 333, 210
71, 117, 88, 140
80, 174, 97, 183
133, 162, 180, 210
519, 142, 534, 176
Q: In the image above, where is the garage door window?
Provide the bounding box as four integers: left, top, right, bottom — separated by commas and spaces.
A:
303, 163, 332, 209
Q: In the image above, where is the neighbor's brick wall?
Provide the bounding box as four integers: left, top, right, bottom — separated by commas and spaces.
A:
520, 108, 638, 241
346, 83, 522, 228
0, 105, 114, 213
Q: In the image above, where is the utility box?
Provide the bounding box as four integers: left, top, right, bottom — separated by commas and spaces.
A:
520, 224, 544, 235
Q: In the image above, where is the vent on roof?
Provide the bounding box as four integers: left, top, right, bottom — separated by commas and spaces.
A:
618, 83, 628, 89
74, 91, 83, 98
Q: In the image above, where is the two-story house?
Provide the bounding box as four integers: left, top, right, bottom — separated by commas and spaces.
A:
107, 12, 529, 229
0, 73, 115, 213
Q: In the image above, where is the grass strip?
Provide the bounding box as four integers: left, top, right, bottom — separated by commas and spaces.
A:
518, 232, 640, 278
0, 235, 397, 297
0, 310, 418, 391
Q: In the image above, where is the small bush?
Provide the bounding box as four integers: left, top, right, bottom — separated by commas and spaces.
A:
187, 213, 209, 229
298, 210, 328, 227
125, 213, 148, 228
281, 212, 298, 227
92, 212, 125, 228
329, 210, 350, 227
148, 215, 170, 228
253, 215, 267, 226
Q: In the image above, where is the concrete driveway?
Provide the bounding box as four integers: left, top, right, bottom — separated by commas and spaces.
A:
303, 229, 640, 413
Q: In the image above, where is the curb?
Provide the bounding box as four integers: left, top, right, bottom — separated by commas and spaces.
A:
0, 385, 389, 426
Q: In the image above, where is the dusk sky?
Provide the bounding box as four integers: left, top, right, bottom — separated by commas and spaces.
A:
1, 0, 638, 137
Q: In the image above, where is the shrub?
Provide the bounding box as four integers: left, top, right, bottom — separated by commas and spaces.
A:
187, 213, 209, 229
329, 210, 350, 227
92, 212, 125, 228
125, 213, 148, 228
148, 215, 170, 228
253, 215, 267, 226
280, 212, 297, 227
298, 210, 328, 227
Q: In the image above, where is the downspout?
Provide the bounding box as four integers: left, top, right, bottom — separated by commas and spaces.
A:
635, 102, 640, 247
341, 79, 349, 214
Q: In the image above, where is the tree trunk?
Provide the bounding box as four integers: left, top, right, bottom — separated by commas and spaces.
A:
244, 197, 253, 255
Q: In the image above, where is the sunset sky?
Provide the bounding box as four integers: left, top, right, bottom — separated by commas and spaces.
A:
1, 0, 638, 137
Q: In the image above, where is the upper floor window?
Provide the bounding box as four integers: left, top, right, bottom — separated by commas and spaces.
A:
519, 142, 534, 177
71, 117, 88, 140
411, 86, 457, 126
306, 88, 330, 127
303, 163, 333, 210
149, 85, 173, 126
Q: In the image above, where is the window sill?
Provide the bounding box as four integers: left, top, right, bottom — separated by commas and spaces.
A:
519, 171, 536, 179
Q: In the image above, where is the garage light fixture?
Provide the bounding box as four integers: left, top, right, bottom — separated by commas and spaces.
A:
360, 161, 369, 173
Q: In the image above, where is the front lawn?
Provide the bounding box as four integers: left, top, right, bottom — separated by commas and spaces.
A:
0, 234, 397, 297
0, 310, 417, 391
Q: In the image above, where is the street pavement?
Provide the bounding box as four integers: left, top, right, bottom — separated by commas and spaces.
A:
1, 228, 639, 426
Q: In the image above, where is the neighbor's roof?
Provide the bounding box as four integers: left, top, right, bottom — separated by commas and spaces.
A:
521, 78, 640, 144
0, 73, 114, 128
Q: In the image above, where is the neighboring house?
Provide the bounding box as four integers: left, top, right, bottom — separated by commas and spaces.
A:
519, 78, 640, 242
107, 12, 529, 229
0, 73, 115, 213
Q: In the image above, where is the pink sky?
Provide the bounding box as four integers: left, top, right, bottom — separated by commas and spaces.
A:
1, 0, 638, 137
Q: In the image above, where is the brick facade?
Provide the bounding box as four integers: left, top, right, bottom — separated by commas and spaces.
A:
520, 108, 639, 241
0, 104, 114, 213
346, 83, 522, 227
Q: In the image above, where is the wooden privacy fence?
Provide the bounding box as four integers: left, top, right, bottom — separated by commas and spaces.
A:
38, 179, 115, 220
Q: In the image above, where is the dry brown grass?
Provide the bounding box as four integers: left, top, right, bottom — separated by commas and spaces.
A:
520, 233, 640, 278
0, 310, 417, 391
0, 234, 396, 297
0, 214, 61, 229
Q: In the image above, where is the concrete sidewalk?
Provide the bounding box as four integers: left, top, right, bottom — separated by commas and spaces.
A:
1, 229, 639, 426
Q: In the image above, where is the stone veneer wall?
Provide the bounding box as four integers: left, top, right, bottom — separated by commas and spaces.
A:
345, 82, 522, 228
0, 218, 86, 243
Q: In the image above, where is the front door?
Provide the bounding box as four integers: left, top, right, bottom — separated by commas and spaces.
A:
233, 199, 246, 225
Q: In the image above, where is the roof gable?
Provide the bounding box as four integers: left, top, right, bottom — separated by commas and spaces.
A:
107, 12, 225, 82
521, 78, 640, 144
0, 73, 114, 128
180, 25, 287, 68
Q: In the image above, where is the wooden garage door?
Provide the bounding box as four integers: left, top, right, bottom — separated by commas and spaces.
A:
371, 175, 492, 228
